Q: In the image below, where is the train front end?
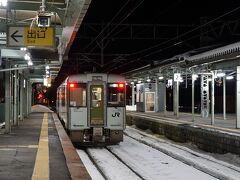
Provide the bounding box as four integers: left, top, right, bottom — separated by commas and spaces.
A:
67, 74, 126, 145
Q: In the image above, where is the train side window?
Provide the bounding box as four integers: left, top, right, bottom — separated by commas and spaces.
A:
107, 83, 125, 107
69, 83, 86, 107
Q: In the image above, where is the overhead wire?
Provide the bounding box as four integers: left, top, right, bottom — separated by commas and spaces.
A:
82, 0, 131, 51
104, 18, 240, 73
86, 0, 145, 54
102, 5, 240, 72
122, 5, 240, 59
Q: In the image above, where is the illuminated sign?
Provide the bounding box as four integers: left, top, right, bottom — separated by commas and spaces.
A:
7, 26, 55, 47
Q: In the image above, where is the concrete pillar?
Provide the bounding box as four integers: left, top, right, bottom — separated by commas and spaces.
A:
173, 81, 179, 118
131, 83, 135, 106
223, 77, 226, 120
13, 70, 19, 126
28, 81, 32, 114
23, 79, 28, 118
192, 75, 195, 122
211, 71, 215, 125
19, 72, 24, 121
4, 61, 11, 133
158, 80, 166, 113
236, 66, 240, 128
155, 77, 159, 112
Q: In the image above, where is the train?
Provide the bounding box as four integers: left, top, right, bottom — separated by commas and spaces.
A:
56, 73, 126, 145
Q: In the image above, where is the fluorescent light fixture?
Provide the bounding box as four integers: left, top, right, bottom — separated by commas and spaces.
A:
192, 74, 198, 81
146, 78, 151, 82
138, 80, 142, 83
20, 47, 27, 51
216, 72, 225, 77
0, 0, 7, 7
24, 53, 31, 61
130, 82, 134, 85
45, 65, 50, 70
27, 61, 33, 66
43, 78, 48, 86
226, 76, 234, 80
158, 76, 164, 80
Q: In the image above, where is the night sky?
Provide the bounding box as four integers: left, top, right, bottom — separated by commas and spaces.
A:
48, 0, 240, 110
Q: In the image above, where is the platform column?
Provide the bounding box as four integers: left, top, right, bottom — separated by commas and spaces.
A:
173, 80, 179, 118
4, 60, 11, 133
155, 77, 159, 112
28, 81, 32, 114
236, 66, 240, 128
19, 71, 24, 121
223, 76, 226, 120
211, 71, 215, 125
131, 82, 135, 106
23, 79, 27, 118
192, 74, 195, 122
158, 79, 166, 114
13, 70, 19, 126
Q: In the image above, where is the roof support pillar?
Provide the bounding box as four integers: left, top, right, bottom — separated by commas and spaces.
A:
236, 66, 240, 128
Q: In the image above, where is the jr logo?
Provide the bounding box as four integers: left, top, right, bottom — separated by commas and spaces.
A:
112, 112, 120, 117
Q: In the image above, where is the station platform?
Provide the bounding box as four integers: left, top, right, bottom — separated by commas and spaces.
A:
0, 105, 91, 180
126, 111, 240, 155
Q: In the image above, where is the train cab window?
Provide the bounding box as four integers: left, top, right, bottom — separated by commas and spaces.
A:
107, 83, 125, 107
91, 87, 102, 107
69, 83, 86, 107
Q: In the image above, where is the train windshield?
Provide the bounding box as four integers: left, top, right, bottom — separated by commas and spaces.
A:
69, 83, 87, 107
107, 83, 125, 107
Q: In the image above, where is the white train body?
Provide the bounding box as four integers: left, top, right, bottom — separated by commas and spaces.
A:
56, 73, 126, 144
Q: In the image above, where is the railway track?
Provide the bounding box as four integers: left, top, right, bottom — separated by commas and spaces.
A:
76, 127, 238, 180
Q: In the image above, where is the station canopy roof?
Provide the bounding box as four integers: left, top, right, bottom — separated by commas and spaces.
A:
0, 0, 91, 84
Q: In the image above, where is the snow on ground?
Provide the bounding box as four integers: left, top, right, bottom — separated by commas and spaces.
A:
125, 127, 240, 180
77, 149, 105, 180
108, 136, 217, 180
86, 148, 141, 180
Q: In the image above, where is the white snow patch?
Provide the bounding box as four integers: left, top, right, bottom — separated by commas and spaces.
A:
124, 127, 240, 180
77, 149, 104, 180
109, 136, 217, 180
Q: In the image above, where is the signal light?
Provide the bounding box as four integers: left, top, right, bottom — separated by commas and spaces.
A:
118, 83, 124, 88
69, 83, 75, 88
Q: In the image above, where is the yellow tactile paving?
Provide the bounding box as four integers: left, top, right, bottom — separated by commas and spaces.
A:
32, 113, 49, 180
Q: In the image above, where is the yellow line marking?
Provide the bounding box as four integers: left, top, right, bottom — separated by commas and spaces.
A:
0, 145, 38, 148
32, 113, 49, 180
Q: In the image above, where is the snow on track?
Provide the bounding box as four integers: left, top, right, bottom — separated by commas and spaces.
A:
124, 127, 240, 180
87, 148, 141, 180
108, 136, 217, 180
77, 149, 105, 180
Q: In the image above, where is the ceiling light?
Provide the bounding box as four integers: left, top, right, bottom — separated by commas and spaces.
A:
28, 61, 33, 66
226, 76, 234, 80
192, 74, 198, 81
216, 72, 225, 77
20, 47, 27, 51
0, 0, 7, 7
158, 76, 164, 80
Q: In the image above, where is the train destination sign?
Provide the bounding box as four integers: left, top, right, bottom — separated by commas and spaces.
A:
7, 26, 55, 47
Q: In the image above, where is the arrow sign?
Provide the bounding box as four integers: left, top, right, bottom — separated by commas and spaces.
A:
8, 27, 24, 46
10, 30, 23, 42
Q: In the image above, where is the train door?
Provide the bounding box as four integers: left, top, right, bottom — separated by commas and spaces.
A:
90, 85, 104, 125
